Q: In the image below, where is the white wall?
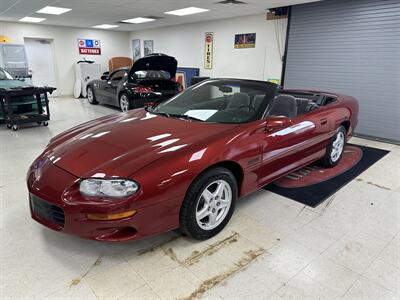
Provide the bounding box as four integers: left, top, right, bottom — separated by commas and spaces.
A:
130, 14, 287, 82
0, 22, 130, 95
0, 14, 286, 95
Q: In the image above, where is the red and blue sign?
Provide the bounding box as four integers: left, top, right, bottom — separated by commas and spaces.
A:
78, 39, 101, 55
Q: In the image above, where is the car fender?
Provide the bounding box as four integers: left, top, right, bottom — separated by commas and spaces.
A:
130, 124, 262, 211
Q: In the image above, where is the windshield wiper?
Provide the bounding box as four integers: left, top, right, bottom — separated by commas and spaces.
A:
169, 114, 205, 122
145, 107, 203, 122
145, 106, 171, 118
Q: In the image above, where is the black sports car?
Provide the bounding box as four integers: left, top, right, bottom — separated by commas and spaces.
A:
86, 54, 181, 112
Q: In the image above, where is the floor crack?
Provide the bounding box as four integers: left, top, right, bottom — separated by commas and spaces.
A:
69, 255, 102, 287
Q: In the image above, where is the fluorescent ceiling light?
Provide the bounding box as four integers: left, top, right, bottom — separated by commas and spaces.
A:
36, 6, 72, 15
122, 17, 155, 24
164, 7, 209, 16
93, 24, 119, 29
19, 17, 46, 23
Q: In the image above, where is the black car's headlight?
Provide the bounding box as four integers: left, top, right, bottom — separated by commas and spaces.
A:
79, 178, 139, 198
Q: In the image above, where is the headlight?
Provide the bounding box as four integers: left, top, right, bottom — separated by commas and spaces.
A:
79, 178, 139, 198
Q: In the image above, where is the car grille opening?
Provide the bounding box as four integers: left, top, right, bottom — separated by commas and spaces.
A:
31, 194, 65, 227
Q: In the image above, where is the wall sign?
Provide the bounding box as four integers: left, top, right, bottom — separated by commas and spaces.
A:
0, 35, 11, 43
204, 32, 213, 69
234, 33, 256, 49
78, 39, 101, 55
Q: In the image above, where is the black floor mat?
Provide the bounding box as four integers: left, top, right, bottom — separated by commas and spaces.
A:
263, 144, 389, 207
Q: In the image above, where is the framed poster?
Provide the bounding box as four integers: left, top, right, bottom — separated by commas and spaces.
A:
132, 39, 141, 61
144, 40, 153, 56
204, 32, 213, 69
234, 33, 256, 49
78, 39, 101, 55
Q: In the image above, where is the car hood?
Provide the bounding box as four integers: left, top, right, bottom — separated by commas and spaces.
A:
47, 109, 236, 178
0, 79, 32, 89
130, 54, 177, 78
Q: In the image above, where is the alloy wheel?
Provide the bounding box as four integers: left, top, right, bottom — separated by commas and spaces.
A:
331, 131, 345, 162
120, 94, 129, 112
195, 179, 232, 230
87, 88, 94, 103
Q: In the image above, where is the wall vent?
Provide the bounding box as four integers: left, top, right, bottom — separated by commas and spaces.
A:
215, 0, 246, 5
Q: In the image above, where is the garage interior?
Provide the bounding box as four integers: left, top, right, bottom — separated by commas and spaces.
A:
1, 0, 399, 299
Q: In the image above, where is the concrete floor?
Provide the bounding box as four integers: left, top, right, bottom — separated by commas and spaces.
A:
1, 97, 399, 300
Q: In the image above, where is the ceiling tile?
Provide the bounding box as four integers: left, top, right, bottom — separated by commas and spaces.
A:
0, 0, 320, 31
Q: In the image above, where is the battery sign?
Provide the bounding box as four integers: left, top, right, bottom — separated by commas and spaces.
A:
78, 39, 101, 55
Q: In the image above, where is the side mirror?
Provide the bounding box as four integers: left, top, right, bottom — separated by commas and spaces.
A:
266, 116, 291, 131
100, 75, 108, 80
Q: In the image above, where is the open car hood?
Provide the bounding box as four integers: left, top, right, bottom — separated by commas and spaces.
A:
130, 53, 177, 78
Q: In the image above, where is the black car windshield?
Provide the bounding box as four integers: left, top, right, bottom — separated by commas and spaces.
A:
152, 79, 277, 124
132, 70, 170, 80
0, 69, 13, 80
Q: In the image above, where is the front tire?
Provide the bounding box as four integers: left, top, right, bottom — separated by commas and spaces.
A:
180, 167, 237, 240
87, 87, 97, 104
119, 93, 131, 112
320, 125, 346, 168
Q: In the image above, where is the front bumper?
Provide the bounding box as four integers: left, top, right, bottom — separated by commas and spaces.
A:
27, 160, 179, 241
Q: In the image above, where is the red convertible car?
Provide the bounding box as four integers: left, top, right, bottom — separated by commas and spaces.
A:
27, 79, 358, 241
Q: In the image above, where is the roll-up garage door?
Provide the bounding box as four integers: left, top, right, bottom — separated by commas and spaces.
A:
283, 0, 400, 143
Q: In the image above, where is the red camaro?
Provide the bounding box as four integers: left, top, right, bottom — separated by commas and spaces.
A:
27, 79, 358, 241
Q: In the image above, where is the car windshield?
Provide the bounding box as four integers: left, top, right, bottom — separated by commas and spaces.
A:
0, 69, 13, 80
132, 70, 170, 80
151, 79, 277, 124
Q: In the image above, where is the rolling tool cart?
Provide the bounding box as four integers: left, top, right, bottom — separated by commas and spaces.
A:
0, 86, 56, 131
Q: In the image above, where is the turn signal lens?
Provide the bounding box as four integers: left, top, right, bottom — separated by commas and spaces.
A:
134, 86, 153, 93
86, 210, 136, 221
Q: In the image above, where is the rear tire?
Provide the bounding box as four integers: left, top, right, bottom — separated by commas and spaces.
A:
320, 126, 346, 168
119, 93, 131, 112
87, 87, 97, 104
180, 167, 237, 240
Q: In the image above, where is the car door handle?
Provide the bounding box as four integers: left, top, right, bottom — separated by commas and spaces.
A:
320, 118, 328, 125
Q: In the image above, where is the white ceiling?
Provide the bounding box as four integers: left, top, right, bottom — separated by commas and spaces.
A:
0, 0, 319, 32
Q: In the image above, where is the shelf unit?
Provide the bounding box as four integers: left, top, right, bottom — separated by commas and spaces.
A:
0, 86, 56, 131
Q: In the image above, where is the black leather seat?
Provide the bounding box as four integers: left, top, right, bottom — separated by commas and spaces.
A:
252, 94, 266, 111
227, 93, 251, 111
269, 95, 297, 118
295, 98, 310, 116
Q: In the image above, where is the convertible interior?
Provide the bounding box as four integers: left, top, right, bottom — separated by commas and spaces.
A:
154, 80, 339, 124
187, 93, 333, 122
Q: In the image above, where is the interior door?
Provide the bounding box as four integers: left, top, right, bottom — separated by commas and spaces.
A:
103, 70, 127, 104
24, 38, 58, 96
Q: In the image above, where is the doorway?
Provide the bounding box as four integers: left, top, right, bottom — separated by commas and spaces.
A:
24, 38, 58, 96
